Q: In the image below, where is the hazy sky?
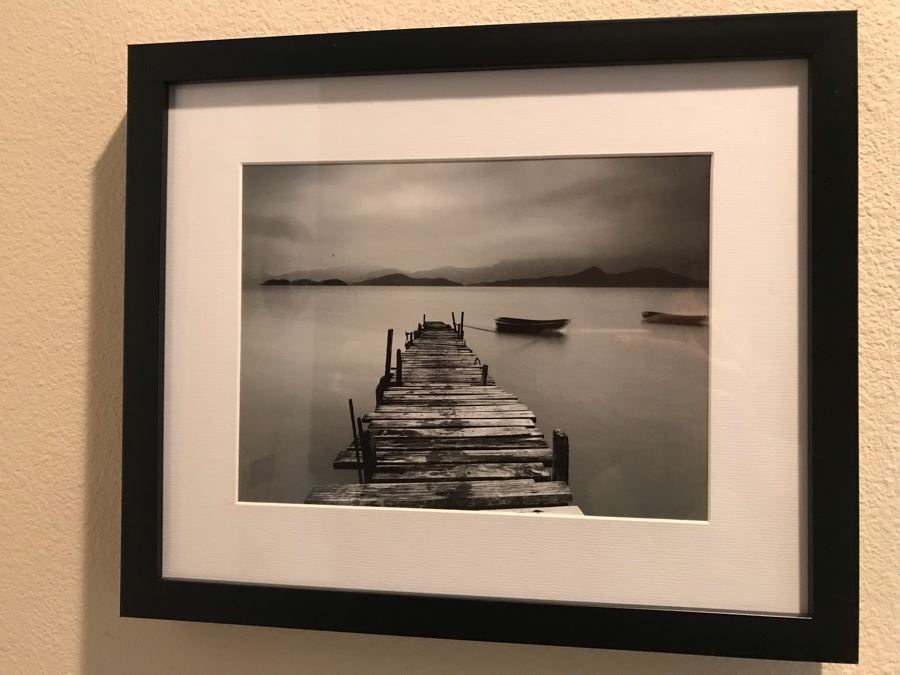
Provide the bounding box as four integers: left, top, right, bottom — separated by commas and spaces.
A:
242, 156, 710, 282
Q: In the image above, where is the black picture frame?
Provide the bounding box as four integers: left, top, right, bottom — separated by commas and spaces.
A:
121, 11, 858, 663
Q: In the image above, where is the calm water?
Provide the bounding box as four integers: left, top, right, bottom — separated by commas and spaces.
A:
239, 287, 709, 519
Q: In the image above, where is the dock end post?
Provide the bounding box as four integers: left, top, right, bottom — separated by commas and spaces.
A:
481, 363, 489, 386
375, 374, 389, 405
552, 429, 569, 483
383, 328, 394, 377
396, 348, 403, 385
355, 416, 367, 481
349, 400, 363, 484
363, 431, 377, 483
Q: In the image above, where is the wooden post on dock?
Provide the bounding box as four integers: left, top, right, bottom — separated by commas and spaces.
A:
396, 349, 403, 385
552, 429, 569, 483
459, 311, 465, 339
383, 329, 394, 377
348, 399, 363, 484
423, 313, 426, 326
362, 430, 377, 482
481, 364, 489, 385
356, 416, 367, 480
375, 374, 391, 405
451, 311, 456, 329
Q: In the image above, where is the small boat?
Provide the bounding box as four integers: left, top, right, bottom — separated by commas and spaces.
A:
642, 311, 708, 326
495, 317, 570, 334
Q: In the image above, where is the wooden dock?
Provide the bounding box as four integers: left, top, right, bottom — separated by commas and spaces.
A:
305, 318, 574, 511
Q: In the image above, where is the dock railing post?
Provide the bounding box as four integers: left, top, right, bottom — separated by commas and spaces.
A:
362, 431, 377, 482
383, 328, 394, 378
396, 348, 403, 385
355, 416, 367, 481
348, 399, 363, 483
481, 364, 489, 386
552, 429, 569, 483
375, 374, 391, 405
423, 313, 426, 326
459, 311, 465, 339
451, 311, 456, 329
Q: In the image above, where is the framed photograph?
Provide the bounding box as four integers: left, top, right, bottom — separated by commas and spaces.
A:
121, 11, 858, 662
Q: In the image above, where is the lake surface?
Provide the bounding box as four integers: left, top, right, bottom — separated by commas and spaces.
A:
239, 286, 709, 519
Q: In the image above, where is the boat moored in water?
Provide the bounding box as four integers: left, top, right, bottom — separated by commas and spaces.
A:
641, 311, 708, 326
495, 317, 571, 334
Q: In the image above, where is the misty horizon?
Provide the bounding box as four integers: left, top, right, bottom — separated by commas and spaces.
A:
242, 155, 711, 286
263, 257, 708, 283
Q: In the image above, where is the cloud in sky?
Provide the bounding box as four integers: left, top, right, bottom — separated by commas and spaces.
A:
242, 155, 710, 282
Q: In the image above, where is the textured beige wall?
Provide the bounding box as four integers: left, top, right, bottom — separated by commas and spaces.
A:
0, 0, 896, 672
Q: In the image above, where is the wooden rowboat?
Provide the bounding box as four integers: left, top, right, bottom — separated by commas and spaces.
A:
641, 311, 708, 326
495, 317, 570, 334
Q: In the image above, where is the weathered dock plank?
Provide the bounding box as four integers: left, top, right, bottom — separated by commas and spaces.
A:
365, 410, 536, 421
371, 427, 545, 439
305, 479, 572, 509
386, 385, 502, 391
381, 401, 517, 408
384, 389, 510, 394
368, 418, 535, 429
333, 448, 554, 468
354, 437, 550, 450
370, 463, 550, 483
383, 393, 518, 401
371, 404, 531, 413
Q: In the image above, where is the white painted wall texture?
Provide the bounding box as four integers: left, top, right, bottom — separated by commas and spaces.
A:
0, 1, 896, 673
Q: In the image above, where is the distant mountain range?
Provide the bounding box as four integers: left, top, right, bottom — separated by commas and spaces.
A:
263, 273, 460, 286
263, 265, 404, 284
261, 278, 348, 286
262, 256, 708, 287
261, 265, 706, 288
355, 273, 461, 286
408, 258, 591, 285
473, 266, 706, 288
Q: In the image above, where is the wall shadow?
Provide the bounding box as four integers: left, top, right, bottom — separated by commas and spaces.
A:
82, 115, 128, 673
80, 117, 822, 674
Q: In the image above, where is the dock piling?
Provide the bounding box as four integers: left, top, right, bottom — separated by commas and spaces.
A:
348, 399, 363, 483
481, 364, 489, 385
375, 374, 390, 405
451, 311, 456, 329
459, 311, 465, 339
396, 349, 403, 385
356, 415, 367, 481
383, 329, 394, 377
362, 431, 377, 482
552, 430, 569, 483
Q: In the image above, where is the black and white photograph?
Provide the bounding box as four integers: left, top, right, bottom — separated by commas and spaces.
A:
239, 155, 710, 519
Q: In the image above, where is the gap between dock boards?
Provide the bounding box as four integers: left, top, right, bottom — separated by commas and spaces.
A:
305, 312, 578, 512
